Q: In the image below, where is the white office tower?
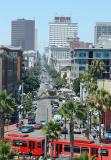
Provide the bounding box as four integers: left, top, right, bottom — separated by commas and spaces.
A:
49, 17, 78, 47
94, 22, 111, 44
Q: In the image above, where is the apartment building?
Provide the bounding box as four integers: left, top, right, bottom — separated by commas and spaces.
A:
71, 48, 111, 79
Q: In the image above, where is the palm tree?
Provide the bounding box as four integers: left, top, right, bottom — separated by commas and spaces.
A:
81, 70, 97, 94
58, 101, 86, 160
90, 60, 106, 79
23, 92, 32, 113
90, 88, 111, 142
84, 96, 96, 139
41, 120, 61, 159
74, 152, 95, 160
0, 140, 17, 160
0, 91, 16, 139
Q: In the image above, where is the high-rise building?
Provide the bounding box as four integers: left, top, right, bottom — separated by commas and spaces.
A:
11, 19, 35, 51
94, 22, 111, 44
49, 16, 78, 47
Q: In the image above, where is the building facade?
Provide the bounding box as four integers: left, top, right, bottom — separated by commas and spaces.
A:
71, 48, 111, 79
49, 16, 78, 47
2, 46, 23, 81
94, 22, 111, 44
11, 19, 35, 51
0, 49, 16, 93
68, 36, 92, 50
23, 50, 38, 70
49, 46, 71, 71
0, 46, 23, 93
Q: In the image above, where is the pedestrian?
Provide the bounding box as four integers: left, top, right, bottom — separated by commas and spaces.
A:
22, 152, 26, 159
29, 151, 33, 160
92, 133, 96, 140
39, 156, 43, 160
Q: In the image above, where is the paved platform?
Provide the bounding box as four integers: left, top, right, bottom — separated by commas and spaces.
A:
4, 119, 28, 133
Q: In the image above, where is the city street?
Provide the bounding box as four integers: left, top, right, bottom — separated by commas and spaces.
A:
5, 81, 52, 138
5, 78, 87, 140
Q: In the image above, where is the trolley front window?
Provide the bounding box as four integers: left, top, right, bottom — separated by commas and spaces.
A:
100, 149, 109, 156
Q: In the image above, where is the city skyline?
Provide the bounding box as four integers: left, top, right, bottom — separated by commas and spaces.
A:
0, 0, 111, 53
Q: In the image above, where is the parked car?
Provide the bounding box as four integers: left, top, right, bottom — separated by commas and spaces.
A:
52, 105, 58, 109
52, 108, 58, 114
74, 127, 81, 134
34, 123, 44, 129
51, 100, 59, 106
28, 119, 36, 124
40, 120, 47, 125
20, 125, 34, 133
104, 129, 111, 139
59, 96, 65, 101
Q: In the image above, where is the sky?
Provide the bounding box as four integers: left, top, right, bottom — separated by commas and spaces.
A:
0, 0, 111, 53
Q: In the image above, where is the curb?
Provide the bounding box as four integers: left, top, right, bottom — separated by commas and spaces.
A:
4, 125, 17, 133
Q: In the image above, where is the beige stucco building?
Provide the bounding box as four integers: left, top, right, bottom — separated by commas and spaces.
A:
98, 79, 111, 94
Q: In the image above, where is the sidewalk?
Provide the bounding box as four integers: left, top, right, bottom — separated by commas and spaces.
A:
4, 118, 28, 133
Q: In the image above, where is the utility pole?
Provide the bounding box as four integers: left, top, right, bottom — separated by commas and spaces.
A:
21, 82, 24, 105
20, 82, 24, 120
44, 108, 48, 158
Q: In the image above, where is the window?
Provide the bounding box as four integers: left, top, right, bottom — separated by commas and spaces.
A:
64, 145, 70, 152
64, 145, 80, 153
79, 51, 86, 57
96, 52, 101, 58
81, 147, 89, 153
13, 140, 27, 147
79, 60, 86, 64
79, 66, 85, 71
37, 142, 41, 148
100, 149, 109, 156
74, 146, 80, 153
103, 51, 109, 58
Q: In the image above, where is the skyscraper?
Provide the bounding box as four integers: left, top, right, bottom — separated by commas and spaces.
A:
94, 22, 111, 44
11, 19, 35, 50
49, 16, 78, 47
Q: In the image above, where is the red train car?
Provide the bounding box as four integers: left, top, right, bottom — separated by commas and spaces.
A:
4, 135, 45, 156
51, 139, 111, 160
4, 134, 111, 159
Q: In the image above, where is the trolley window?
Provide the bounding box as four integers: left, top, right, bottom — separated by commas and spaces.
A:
64, 145, 80, 153
91, 148, 98, 157
100, 149, 109, 156
81, 147, 89, 153
64, 145, 70, 152
37, 142, 41, 148
74, 146, 80, 153
13, 140, 27, 147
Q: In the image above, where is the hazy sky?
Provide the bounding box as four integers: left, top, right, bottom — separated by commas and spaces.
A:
0, 0, 111, 53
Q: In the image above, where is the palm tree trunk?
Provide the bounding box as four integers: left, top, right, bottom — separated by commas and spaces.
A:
99, 111, 102, 143
69, 118, 74, 160
0, 112, 4, 139
50, 141, 54, 160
